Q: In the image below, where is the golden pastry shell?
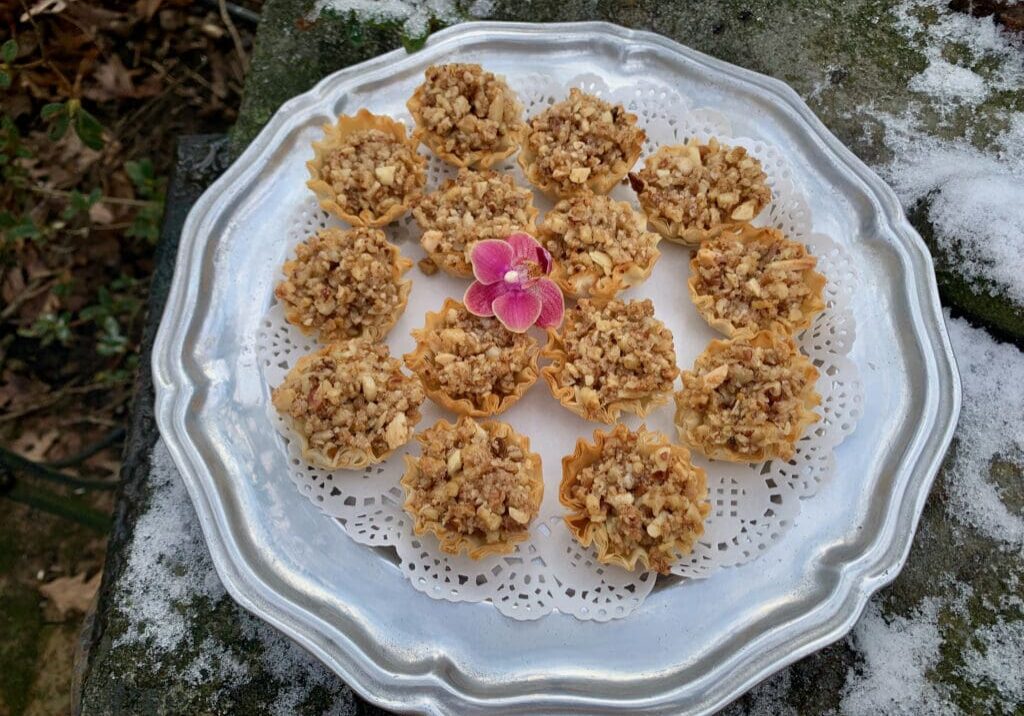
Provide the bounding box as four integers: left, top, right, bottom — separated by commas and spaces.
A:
401, 417, 544, 559
559, 423, 710, 573
404, 298, 540, 417
306, 109, 426, 227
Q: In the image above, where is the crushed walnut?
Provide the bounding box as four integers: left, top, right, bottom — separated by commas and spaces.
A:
675, 332, 820, 462
271, 339, 425, 468
407, 300, 539, 415
520, 88, 645, 197
318, 128, 425, 221
561, 425, 709, 574
689, 226, 826, 337
408, 63, 525, 166
412, 169, 536, 276
275, 228, 411, 341
539, 193, 660, 299
543, 298, 679, 422
402, 417, 543, 556
631, 138, 771, 243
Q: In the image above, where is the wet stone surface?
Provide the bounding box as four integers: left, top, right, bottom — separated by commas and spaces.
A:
78, 2, 1024, 714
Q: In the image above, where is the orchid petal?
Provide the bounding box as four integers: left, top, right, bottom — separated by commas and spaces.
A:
470, 239, 514, 285
535, 245, 552, 275
464, 280, 507, 316
506, 232, 543, 262
492, 290, 542, 333
534, 278, 565, 329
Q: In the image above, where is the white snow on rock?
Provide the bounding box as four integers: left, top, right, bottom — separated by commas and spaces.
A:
895, 0, 1024, 105
882, 0, 1024, 304
944, 313, 1024, 546
840, 599, 957, 716
310, 0, 488, 37
114, 439, 355, 714
963, 620, 1024, 703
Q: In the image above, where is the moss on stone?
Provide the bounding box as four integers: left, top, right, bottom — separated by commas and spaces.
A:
0, 589, 42, 715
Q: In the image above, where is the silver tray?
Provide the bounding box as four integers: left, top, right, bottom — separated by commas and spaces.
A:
153, 22, 961, 715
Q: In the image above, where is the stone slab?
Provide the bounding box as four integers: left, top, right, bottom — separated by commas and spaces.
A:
76, 3, 1024, 713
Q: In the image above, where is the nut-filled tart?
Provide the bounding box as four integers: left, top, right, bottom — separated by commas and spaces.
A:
401, 416, 544, 558
407, 63, 525, 168
542, 298, 678, 423
560, 424, 710, 575
271, 339, 425, 470
404, 298, 540, 417
275, 227, 413, 342
519, 88, 645, 198
689, 225, 826, 338
412, 168, 538, 277
306, 109, 426, 226
539, 193, 661, 300
674, 331, 820, 462
630, 137, 771, 246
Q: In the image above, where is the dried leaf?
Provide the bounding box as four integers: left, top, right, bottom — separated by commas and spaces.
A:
134, 0, 164, 21
11, 429, 60, 461
88, 201, 115, 225
39, 572, 102, 617
87, 56, 137, 102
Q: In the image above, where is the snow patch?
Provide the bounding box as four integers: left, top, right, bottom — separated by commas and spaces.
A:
114, 440, 355, 712
944, 314, 1024, 546
311, 0, 487, 38
963, 620, 1024, 703
882, 115, 1024, 305
840, 599, 956, 715
879, 0, 1024, 304
907, 58, 986, 103
894, 0, 1024, 107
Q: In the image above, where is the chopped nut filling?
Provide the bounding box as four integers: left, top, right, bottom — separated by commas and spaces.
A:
539, 193, 661, 299
561, 425, 709, 574
675, 331, 820, 462
275, 227, 411, 341
519, 88, 645, 197
318, 127, 425, 222
412, 169, 536, 276
272, 340, 425, 469
543, 298, 679, 423
407, 63, 524, 167
402, 417, 543, 557
406, 300, 539, 416
631, 137, 771, 244
689, 226, 826, 337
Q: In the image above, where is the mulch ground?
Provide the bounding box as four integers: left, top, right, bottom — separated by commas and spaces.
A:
0, 2, 262, 712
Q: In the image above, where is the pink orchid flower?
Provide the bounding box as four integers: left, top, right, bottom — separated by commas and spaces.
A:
464, 232, 564, 333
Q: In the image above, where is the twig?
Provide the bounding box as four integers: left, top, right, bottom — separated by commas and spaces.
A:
29, 185, 157, 208
0, 445, 119, 490
218, 0, 250, 73
1, 473, 111, 532
0, 274, 59, 321
46, 427, 126, 468
201, 0, 261, 24
0, 382, 112, 424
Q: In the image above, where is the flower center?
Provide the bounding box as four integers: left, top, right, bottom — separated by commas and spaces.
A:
503, 269, 520, 284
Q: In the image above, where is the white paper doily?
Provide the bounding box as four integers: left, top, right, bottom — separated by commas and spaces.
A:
255, 75, 863, 621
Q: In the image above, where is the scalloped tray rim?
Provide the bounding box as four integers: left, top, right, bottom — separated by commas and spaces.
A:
152, 20, 961, 716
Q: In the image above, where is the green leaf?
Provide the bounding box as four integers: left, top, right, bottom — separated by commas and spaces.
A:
401, 32, 429, 53
6, 218, 40, 241
47, 111, 69, 142
41, 102, 65, 120
0, 71, 10, 90
1, 39, 16, 64
125, 158, 155, 190
74, 108, 104, 150
96, 316, 128, 356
